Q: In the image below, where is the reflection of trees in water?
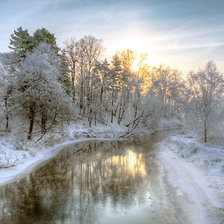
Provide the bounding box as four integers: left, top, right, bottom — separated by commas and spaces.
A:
0, 140, 152, 224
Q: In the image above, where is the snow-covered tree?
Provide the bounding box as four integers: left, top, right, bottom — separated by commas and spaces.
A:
0, 53, 17, 130
63, 38, 79, 99
75, 35, 103, 118
14, 43, 71, 139
117, 49, 136, 72
187, 61, 224, 142
149, 65, 185, 119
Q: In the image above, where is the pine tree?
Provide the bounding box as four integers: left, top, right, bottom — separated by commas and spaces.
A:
9, 27, 33, 59
33, 28, 59, 52
9, 27, 59, 60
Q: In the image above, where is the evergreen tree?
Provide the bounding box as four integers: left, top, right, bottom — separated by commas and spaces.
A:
9, 27, 33, 59
33, 28, 58, 52
9, 27, 58, 60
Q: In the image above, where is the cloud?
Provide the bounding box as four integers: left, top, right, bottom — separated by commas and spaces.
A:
0, 0, 223, 73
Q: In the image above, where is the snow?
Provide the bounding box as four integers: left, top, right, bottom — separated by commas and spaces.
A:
0, 148, 29, 168
68, 123, 127, 139
1, 117, 224, 224
0, 137, 122, 186
157, 117, 182, 130
0, 138, 30, 168
0, 122, 128, 185
158, 134, 224, 223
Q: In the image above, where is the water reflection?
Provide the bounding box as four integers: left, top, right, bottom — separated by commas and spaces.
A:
0, 133, 178, 224
108, 150, 147, 178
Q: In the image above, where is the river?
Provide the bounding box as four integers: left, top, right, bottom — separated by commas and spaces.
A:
0, 131, 186, 224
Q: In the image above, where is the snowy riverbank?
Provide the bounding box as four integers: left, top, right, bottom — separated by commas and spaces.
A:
0, 123, 126, 168
0, 118, 182, 185
159, 134, 224, 223
0, 122, 129, 185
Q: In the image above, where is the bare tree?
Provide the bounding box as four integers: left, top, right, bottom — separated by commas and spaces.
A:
188, 61, 224, 142
0, 53, 17, 131
75, 35, 103, 125
63, 38, 79, 100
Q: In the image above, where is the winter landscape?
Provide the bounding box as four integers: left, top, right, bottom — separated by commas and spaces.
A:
0, 0, 224, 224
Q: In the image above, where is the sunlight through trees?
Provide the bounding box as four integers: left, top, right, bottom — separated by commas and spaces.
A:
0, 27, 223, 142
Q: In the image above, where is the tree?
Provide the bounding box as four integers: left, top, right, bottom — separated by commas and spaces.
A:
14, 43, 70, 140
0, 53, 18, 130
9, 27, 58, 60
75, 35, 103, 122
63, 38, 79, 99
9, 27, 33, 59
60, 49, 73, 95
109, 55, 122, 123
33, 28, 58, 52
92, 59, 111, 124
187, 61, 224, 142
149, 65, 185, 119
117, 49, 136, 72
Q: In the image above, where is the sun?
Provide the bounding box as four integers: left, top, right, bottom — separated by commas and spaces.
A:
131, 53, 159, 72
106, 27, 160, 70
131, 55, 141, 71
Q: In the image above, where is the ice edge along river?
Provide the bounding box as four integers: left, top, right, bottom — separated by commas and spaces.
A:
0, 137, 122, 186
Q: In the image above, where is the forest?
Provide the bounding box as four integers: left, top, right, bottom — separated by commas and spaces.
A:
0, 27, 223, 143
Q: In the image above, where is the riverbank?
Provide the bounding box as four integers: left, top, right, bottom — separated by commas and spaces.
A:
0, 137, 122, 186
0, 122, 126, 168
0, 122, 128, 185
159, 134, 224, 223
0, 118, 180, 185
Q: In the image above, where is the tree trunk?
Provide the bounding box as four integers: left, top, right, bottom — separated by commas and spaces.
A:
28, 105, 35, 140
204, 121, 207, 143
6, 115, 9, 131
117, 100, 123, 125
72, 75, 75, 101
80, 79, 84, 114
88, 108, 93, 127
41, 112, 47, 134
118, 91, 126, 125
72, 63, 76, 101
94, 111, 97, 126
4, 97, 9, 131
111, 89, 114, 123
100, 85, 104, 104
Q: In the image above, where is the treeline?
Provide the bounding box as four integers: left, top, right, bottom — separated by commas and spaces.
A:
0, 27, 223, 142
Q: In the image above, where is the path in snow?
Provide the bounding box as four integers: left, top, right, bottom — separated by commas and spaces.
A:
159, 147, 224, 224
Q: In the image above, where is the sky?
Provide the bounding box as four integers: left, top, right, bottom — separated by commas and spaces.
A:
0, 0, 224, 74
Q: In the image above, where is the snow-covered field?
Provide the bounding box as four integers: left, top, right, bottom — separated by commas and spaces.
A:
159, 134, 224, 224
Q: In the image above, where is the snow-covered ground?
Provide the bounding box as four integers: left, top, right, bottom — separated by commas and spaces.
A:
157, 117, 182, 130
159, 134, 224, 224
